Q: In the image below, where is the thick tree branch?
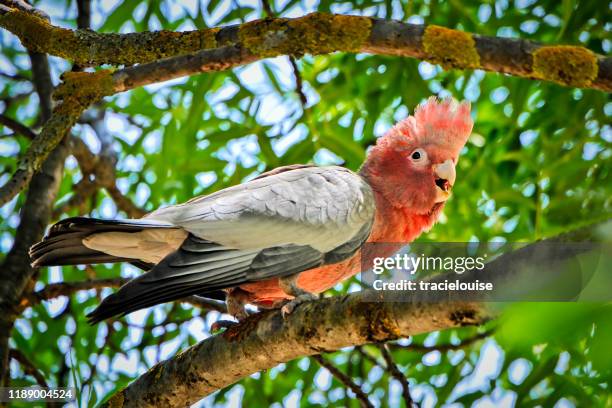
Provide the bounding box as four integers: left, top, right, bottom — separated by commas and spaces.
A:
103, 294, 483, 407
0, 99, 86, 206
0, 8, 609, 91
0, 3, 219, 66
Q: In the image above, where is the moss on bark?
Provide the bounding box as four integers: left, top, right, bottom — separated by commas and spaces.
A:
532, 45, 598, 88
0, 9, 220, 66
239, 13, 372, 58
422, 25, 481, 69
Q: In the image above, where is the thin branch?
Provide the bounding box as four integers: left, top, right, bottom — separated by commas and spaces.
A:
288, 57, 307, 106
9, 349, 48, 388
23, 278, 227, 313
0, 114, 36, 139
69, 136, 97, 174
377, 344, 416, 407
0, 91, 32, 110
387, 328, 495, 353
260, 0, 273, 16
27, 278, 129, 305
75, 0, 90, 31
179, 295, 227, 314
106, 185, 146, 218
51, 177, 98, 219
0, 71, 29, 81
312, 355, 374, 408
68, 129, 147, 218
355, 346, 380, 366
27, 51, 53, 122
260, 0, 308, 107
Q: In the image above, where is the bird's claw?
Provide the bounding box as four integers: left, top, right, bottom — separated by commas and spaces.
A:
281, 293, 319, 319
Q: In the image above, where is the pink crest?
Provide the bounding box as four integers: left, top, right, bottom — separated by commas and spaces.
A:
381, 97, 473, 155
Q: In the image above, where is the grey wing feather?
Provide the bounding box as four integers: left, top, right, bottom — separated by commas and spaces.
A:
87, 166, 376, 323
148, 166, 375, 252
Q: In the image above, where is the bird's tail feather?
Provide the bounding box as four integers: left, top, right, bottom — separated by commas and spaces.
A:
86, 235, 252, 323
29, 216, 174, 269
85, 274, 237, 324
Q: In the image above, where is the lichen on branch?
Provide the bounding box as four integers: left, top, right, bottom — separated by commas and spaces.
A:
422, 25, 480, 69
54, 70, 115, 103
532, 45, 598, 88
0, 8, 220, 66
0, 7, 610, 91
238, 12, 372, 58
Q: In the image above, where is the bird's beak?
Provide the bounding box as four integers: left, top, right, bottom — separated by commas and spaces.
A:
433, 159, 456, 203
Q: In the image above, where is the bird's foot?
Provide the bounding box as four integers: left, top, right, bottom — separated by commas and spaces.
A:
211, 319, 239, 332
281, 293, 319, 319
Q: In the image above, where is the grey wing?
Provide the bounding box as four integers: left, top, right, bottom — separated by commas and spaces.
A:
153, 166, 374, 250
87, 166, 375, 322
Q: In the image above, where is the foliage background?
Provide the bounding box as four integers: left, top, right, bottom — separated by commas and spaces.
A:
0, 0, 610, 406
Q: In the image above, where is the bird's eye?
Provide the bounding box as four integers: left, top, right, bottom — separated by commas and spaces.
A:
410, 149, 426, 162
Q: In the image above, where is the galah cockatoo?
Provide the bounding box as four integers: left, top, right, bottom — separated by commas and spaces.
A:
30, 97, 473, 323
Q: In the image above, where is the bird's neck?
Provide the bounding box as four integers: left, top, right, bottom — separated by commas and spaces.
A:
360, 167, 442, 244
371, 195, 439, 243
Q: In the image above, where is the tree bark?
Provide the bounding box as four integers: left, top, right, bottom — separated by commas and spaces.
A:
104, 295, 485, 407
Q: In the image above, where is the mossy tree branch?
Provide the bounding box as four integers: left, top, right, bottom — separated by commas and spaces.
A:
0, 99, 89, 206
0, 8, 610, 91
103, 294, 486, 408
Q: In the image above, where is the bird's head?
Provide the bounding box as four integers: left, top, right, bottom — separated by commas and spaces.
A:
361, 97, 473, 215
